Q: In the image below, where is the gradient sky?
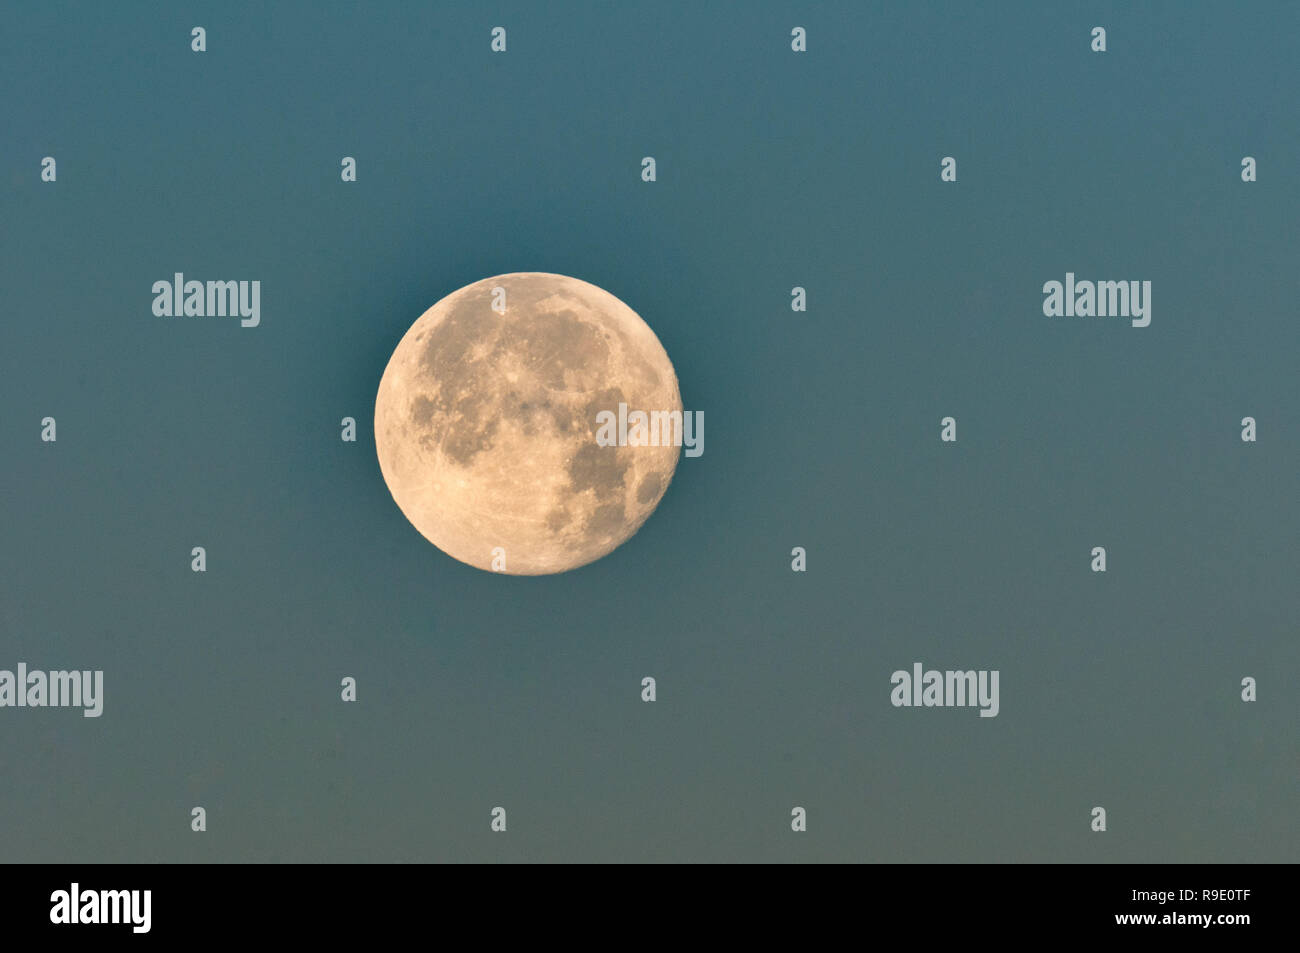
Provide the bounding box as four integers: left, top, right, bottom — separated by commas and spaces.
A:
1, 0, 1297, 862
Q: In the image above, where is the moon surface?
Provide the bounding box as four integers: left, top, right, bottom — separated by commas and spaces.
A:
374, 273, 682, 575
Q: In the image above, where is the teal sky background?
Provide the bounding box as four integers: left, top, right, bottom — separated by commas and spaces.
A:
2, 1, 1297, 862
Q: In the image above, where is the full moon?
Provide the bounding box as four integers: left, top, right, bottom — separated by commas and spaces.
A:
374, 273, 682, 575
